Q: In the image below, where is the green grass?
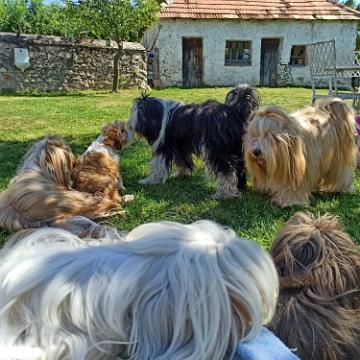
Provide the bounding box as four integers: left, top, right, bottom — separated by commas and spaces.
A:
0, 87, 359, 248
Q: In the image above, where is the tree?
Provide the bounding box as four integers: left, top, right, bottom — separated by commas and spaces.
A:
340, 0, 360, 10
0, 0, 159, 92
26, 0, 63, 35
77, 0, 159, 92
0, 0, 65, 35
0, 0, 29, 34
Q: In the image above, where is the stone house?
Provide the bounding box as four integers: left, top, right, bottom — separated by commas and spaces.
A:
144, 0, 360, 87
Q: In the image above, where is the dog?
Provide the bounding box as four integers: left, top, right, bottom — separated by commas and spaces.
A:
269, 212, 360, 360
0, 136, 122, 232
72, 120, 134, 206
355, 114, 360, 167
0, 220, 278, 360
244, 99, 357, 207
126, 85, 260, 199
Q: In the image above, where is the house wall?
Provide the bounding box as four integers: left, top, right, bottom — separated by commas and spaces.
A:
0, 33, 147, 91
144, 19, 358, 87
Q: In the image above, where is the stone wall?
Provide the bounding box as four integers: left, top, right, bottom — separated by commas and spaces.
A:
277, 64, 293, 87
144, 19, 358, 87
0, 33, 147, 91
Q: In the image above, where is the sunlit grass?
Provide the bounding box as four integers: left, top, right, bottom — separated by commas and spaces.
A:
0, 87, 358, 247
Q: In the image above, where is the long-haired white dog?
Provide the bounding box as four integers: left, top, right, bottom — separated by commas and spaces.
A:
244, 99, 357, 207
0, 221, 278, 360
0, 136, 121, 232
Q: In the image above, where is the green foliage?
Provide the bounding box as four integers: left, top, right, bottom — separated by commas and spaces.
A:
73, 0, 160, 43
0, 0, 65, 35
26, 0, 63, 35
0, 0, 29, 34
0, 0, 160, 93
342, 0, 360, 10
65, 0, 160, 92
0, 0, 159, 40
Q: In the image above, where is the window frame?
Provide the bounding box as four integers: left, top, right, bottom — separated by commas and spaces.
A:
224, 40, 252, 67
289, 45, 307, 66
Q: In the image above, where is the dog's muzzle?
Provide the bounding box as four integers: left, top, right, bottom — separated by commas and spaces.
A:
253, 148, 266, 166
126, 126, 135, 142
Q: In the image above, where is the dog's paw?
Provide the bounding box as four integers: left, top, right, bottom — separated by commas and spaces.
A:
341, 184, 355, 194
272, 197, 308, 208
139, 177, 159, 185
212, 191, 239, 200
122, 194, 135, 203
172, 168, 192, 178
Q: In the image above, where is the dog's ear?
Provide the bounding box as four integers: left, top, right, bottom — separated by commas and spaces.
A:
103, 122, 128, 150
40, 139, 75, 187
263, 107, 289, 121
141, 90, 150, 100
102, 124, 115, 148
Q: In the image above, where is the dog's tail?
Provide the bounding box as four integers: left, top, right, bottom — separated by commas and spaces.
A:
0, 188, 44, 232
17, 136, 75, 188
225, 84, 261, 119
318, 98, 354, 133
318, 98, 357, 167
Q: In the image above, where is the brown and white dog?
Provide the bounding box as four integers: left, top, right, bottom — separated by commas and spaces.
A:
72, 120, 134, 206
244, 99, 357, 207
0, 136, 119, 232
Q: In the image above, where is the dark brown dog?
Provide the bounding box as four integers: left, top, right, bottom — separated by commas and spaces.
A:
269, 212, 360, 360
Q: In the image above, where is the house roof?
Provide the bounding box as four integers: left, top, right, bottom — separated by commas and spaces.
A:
160, 0, 360, 21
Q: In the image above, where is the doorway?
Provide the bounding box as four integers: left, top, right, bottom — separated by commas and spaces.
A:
260, 39, 280, 86
182, 38, 203, 87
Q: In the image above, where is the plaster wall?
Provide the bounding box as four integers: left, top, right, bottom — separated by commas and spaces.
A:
144, 20, 357, 87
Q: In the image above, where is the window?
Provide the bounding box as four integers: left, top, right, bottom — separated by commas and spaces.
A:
290, 45, 306, 66
225, 41, 251, 66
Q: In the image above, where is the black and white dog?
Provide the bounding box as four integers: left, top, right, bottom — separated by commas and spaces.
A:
126, 85, 260, 199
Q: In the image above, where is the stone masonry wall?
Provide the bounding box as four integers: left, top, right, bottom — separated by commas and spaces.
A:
277, 64, 293, 86
0, 33, 147, 91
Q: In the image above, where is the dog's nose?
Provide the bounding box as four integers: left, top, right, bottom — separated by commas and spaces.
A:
253, 149, 262, 157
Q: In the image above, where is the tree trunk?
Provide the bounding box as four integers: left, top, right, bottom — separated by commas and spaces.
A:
113, 41, 123, 93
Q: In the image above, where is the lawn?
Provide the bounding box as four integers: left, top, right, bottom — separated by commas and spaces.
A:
0, 87, 359, 248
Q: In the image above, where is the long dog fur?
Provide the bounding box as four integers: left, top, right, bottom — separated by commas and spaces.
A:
244, 99, 357, 207
126, 85, 260, 199
0, 220, 278, 360
0, 136, 120, 232
269, 212, 360, 360
72, 120, 133, 207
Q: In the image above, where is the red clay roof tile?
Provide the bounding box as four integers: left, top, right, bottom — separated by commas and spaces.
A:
160, 0, 360, 20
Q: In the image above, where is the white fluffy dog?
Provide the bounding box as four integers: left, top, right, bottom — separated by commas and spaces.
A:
244, 99, 357, 207
0, 221, 278, 360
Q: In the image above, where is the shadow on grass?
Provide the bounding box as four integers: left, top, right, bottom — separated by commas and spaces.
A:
0, 90, 110, 97
0, 140, 32, 187
1, 137, 359, 247
118, 141, 360, 246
